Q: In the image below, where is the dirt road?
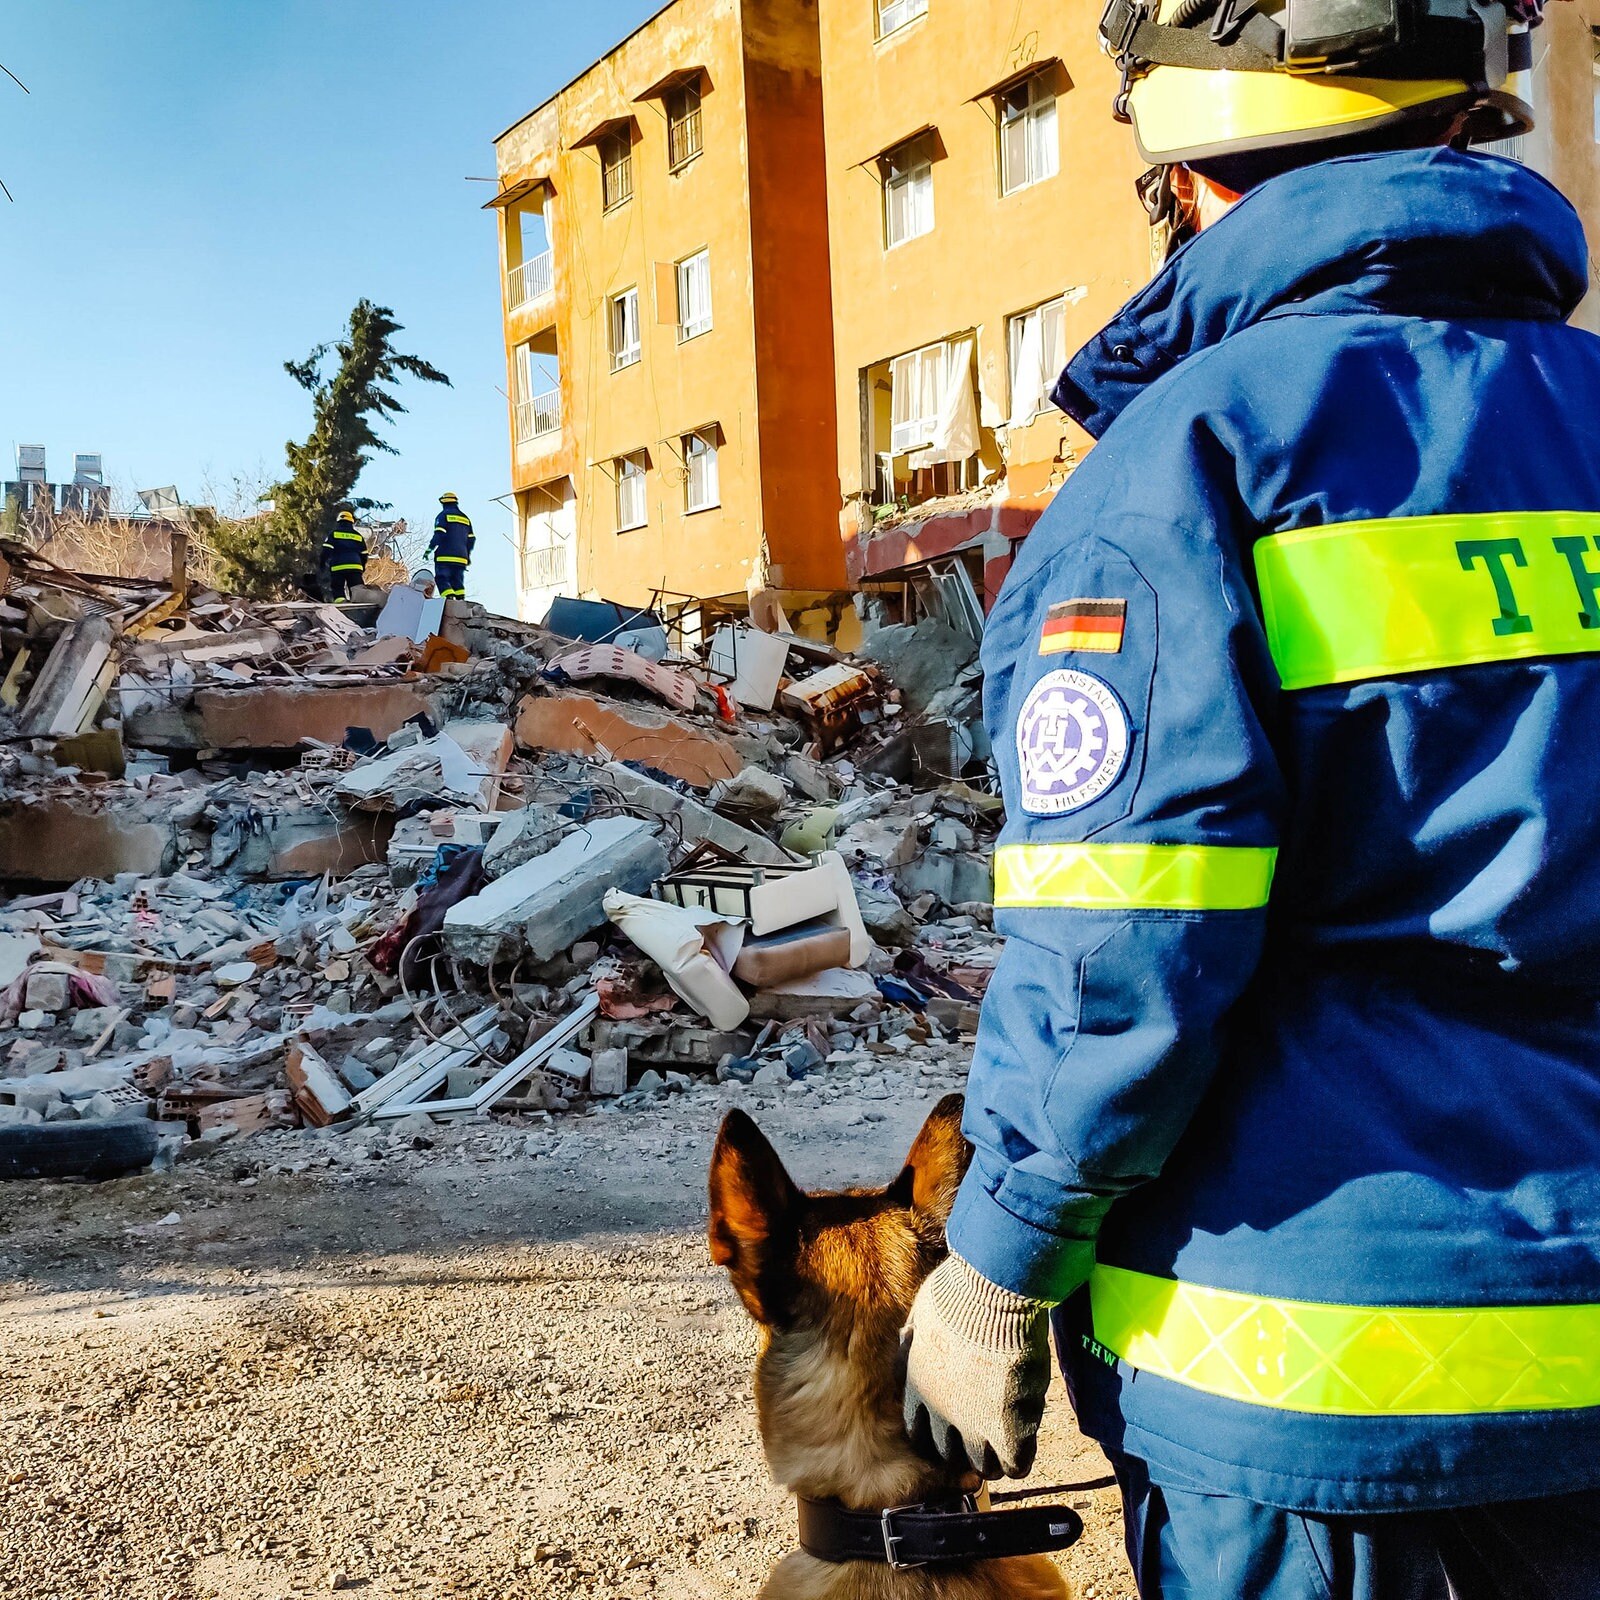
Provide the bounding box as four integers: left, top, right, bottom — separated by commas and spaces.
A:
0, 1075, 1133, 1598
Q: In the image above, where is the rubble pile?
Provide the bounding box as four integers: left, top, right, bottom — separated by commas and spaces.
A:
0, 539, 1000, 1173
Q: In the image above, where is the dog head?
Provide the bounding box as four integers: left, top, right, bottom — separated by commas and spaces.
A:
708, 1093, 972, 1510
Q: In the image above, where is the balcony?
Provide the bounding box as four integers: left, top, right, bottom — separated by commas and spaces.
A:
515, 387, 562, 445
507, 249, 553, 311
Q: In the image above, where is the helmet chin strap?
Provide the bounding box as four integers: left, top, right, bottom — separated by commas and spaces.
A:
1136, 165, 1197, 263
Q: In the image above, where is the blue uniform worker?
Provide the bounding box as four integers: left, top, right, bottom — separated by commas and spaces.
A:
428, 493, 473, 600
322, 509, 366, 606
900, 0, 1600, 1592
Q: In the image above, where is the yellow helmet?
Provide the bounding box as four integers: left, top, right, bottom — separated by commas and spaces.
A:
440, 492, 459, 503
1100, 0, 1534, 169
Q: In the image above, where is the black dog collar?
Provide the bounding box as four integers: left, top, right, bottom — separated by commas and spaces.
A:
796, 1493, 1084, 1572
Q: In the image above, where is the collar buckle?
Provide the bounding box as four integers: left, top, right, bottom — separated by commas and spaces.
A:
879, 1506, 925, 1572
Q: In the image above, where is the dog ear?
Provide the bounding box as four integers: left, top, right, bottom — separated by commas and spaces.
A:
895, 1092, 971, 1227
708, 1110, 801, 1325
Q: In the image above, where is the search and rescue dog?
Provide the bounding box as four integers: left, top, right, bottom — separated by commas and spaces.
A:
709, 1095, 1069, 1599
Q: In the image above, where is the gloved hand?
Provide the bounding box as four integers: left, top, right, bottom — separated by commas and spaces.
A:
902, 1253, 1053, 1480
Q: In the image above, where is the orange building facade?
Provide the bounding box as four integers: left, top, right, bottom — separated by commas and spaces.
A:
494, 0, 1600, 623
814, 0, 1152, 603
489, 0, 841, 623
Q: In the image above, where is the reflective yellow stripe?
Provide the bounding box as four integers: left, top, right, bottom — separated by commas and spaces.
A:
434, 554, 468, 564
993, 842, 1276, 911
1090, 1265, 1600, 1415
1255, 511, 1600, 690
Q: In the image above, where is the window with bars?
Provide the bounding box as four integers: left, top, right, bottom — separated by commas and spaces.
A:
615, 452, 649, 531
999, 77, 1058, 195
666, 81, 703, 169
610, 288, 641, 370
683, 430, 720, 513
1007, 296, 1067, 426
883, 136, 934, 249
879, 0, 928, 37
889, 342, 949, 454
600, 131, 634, 209
677, 249, 712, 341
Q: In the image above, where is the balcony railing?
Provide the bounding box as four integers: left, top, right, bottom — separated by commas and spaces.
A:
514, 387, 562, 445
507, 249, 553, 310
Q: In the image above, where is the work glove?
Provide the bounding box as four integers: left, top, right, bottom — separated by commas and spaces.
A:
902, 1252, 1053, 1480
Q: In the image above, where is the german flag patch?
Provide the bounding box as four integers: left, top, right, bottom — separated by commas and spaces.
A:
1040, 598, 1126, 656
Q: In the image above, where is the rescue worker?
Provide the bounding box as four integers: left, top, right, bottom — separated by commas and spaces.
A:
901, 0, 1600, 1590
322, 508, 366, 606
428, 493, 474, 600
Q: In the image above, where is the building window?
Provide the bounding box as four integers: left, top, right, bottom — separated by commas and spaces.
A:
610, 288, 641, 370
677, 249, 712, 341
889, 341, 948, 453
615, 452, 649, 531
1593, 27, 1600, 143
1007, 296, 1067, 426
666, 80, 703, 169
684, 430, 720, 512
999, 77, 1058, 195
879, 0, 928, 38
883, 136, 934, 249
600, 130, 633, 209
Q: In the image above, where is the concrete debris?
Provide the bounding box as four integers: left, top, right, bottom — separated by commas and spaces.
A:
0, 541, 1005, 1170
443, 817, 669, 966
548, 642, 699, 714
601, 761, 793, 868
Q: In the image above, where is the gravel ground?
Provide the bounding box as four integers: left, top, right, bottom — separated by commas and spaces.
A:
0, 1068, 1134, 1599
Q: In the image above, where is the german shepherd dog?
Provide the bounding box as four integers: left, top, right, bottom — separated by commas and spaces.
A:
708, 1094, 1069, 1599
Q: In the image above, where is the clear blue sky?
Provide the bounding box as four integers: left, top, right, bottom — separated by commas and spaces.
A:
0, 1, 659, 612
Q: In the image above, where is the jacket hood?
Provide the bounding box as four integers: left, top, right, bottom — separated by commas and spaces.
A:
1053, 148, 1589, 439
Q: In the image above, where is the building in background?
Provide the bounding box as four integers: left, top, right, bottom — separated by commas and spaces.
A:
493, 0, 1600, 626
815, 0, 1148, 605
489, 0, 841, 627
1518, 0, 1600, 331
3, 446, 112, 524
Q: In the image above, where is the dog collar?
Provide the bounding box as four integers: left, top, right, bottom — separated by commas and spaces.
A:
795, 1493, 1084, 1572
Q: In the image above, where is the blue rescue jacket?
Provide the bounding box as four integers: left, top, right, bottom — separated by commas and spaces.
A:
322, 517, 366, 573
948, 148, 1600, 1513
429, 507, 474, 563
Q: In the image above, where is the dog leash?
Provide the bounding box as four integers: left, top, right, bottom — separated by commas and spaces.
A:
796, 1470, 1119, 1571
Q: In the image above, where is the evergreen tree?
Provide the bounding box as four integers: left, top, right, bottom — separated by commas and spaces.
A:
212, 301, 449, 595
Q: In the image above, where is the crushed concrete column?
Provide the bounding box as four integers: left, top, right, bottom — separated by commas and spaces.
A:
443, 816, 669, 966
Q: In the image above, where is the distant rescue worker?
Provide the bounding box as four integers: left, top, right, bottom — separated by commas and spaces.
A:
428, 493, 474, 600
896, 0, 1600, 1591
322, 509, 366, 607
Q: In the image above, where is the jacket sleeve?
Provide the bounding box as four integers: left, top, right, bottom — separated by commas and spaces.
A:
946, 509, 1284, 1302
465, 518, 475, 557
426, 515, 441, 556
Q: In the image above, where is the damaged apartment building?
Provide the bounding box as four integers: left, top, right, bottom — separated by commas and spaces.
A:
487, 0, 1150, 639
490, 0, 1600, 633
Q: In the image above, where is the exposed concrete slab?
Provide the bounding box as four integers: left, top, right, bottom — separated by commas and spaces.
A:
514, 691, 741, 789
443, 815, 668, 967
228, 811, 394, 879
337, 722, 511, 813
21, 617, 115, 737
0, 802, 177, 883
126, 681, 438, 751
602, 761, 794, 868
